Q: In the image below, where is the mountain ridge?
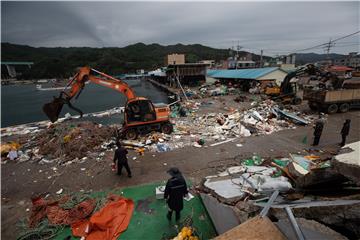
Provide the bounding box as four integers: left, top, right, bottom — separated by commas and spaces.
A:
1, 42, 347, 79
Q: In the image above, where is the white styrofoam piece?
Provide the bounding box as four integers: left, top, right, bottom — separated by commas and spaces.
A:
155, 185, 166, 199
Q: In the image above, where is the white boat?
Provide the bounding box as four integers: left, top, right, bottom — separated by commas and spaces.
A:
36, 81, 89, 91
36, 84, 64, 91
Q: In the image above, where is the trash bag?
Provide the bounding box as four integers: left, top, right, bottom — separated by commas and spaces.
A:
156, 143, 171, 152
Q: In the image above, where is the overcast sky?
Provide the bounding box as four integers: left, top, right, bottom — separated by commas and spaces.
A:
2, 1, 359, 56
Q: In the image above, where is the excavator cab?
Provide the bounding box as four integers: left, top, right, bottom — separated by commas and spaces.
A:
125, 98, 156, 124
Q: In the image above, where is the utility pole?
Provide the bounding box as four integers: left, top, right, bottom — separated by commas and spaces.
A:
260, 49, 264, 68
235, 41, 242, 69
231, 41, 235, 58
324, 38, 335, 65
229, 43, 235, 69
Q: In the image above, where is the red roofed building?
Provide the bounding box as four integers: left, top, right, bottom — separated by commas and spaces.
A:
329, 65, 353, 72
328, 65, 353, 79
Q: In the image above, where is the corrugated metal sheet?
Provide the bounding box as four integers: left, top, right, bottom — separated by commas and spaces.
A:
207, 67, 280, 80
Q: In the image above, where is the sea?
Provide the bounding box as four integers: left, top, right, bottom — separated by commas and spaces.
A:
1, 79, 170, 128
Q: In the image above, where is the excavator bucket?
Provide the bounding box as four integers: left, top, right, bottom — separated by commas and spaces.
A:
42, 97, 65, 123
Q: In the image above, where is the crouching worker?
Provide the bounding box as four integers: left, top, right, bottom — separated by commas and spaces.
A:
164, 167, 188, 222
112, 142, 132, 178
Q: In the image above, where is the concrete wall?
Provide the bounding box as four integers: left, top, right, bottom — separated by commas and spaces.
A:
165, 54, 185, 65
200, 193, 241, 235
258, 69, 288, 85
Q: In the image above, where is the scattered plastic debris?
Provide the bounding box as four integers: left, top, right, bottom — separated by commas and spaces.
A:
56, 189, 63, 195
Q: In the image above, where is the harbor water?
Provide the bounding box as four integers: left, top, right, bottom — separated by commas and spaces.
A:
1, 79, 170, 127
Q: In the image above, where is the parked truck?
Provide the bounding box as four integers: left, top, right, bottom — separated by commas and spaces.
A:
303, 85, 360, 113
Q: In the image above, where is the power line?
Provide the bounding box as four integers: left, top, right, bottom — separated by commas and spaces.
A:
291, 31, 360, 54
332, 43, 360, 48
332, 30, 360, 42
206, 31, 360, 57
247, 31, 359, 55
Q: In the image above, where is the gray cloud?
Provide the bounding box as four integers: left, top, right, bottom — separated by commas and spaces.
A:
2, 1, 359, 55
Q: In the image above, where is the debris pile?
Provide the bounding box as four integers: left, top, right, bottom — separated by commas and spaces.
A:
122, 99, 319, 154
35, 121, 115, 162
182, 83, 239, 99
198, 149, 360, 239
203, 165, 292, 203
199, 84, 230, 97
0, 107, 124, 138
172, 99, 315, 143
1, 123, 45, 137
2, 98, 320, 164
6, 121, 116, 165
1, 141, 21, 156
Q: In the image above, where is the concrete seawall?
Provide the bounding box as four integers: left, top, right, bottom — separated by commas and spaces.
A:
146, 78, 181, 103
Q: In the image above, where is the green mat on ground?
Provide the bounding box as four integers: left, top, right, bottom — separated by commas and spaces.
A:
54, 183, 216, 240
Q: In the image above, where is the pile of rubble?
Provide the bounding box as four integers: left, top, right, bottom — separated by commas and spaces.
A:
35, 121, 115, 161
198, 148, 360, 239
2, 97, 320, 162
129, 99, 318, 152
0, 107, 124, 138
182, 83, 239, 99
2, 121, 117, 165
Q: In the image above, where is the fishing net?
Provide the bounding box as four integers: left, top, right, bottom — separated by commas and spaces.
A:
47, 198, 96, 225
23, 192, 103, 239
17, 219, 65, 240
19, 192, 121, 239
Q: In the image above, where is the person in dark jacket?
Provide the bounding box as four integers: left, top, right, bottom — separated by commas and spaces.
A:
164, 167, 188, 221
312, 118, 324, 146
113, 142, 132, 177
340, 119, 351, 146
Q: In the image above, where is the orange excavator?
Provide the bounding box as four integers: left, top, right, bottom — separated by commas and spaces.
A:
43, 66, 173, 140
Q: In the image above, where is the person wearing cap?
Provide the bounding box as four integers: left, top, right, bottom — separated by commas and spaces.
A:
340, 119, 351, 146
164, 167, 188, 222
112, 141, 132, 178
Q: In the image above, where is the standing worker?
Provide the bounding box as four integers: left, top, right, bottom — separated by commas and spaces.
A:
164, 167, 188, 222
312, 117, 325, 146
112, 142, 132, 178
340, 119, 351, 146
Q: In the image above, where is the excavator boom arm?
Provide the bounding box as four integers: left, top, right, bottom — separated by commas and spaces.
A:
63, 66, 136, 100
88, 68, 136, 99
43, 66, 136, 122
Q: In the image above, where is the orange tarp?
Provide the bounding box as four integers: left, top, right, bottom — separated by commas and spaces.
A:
71, 196, 134, 240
